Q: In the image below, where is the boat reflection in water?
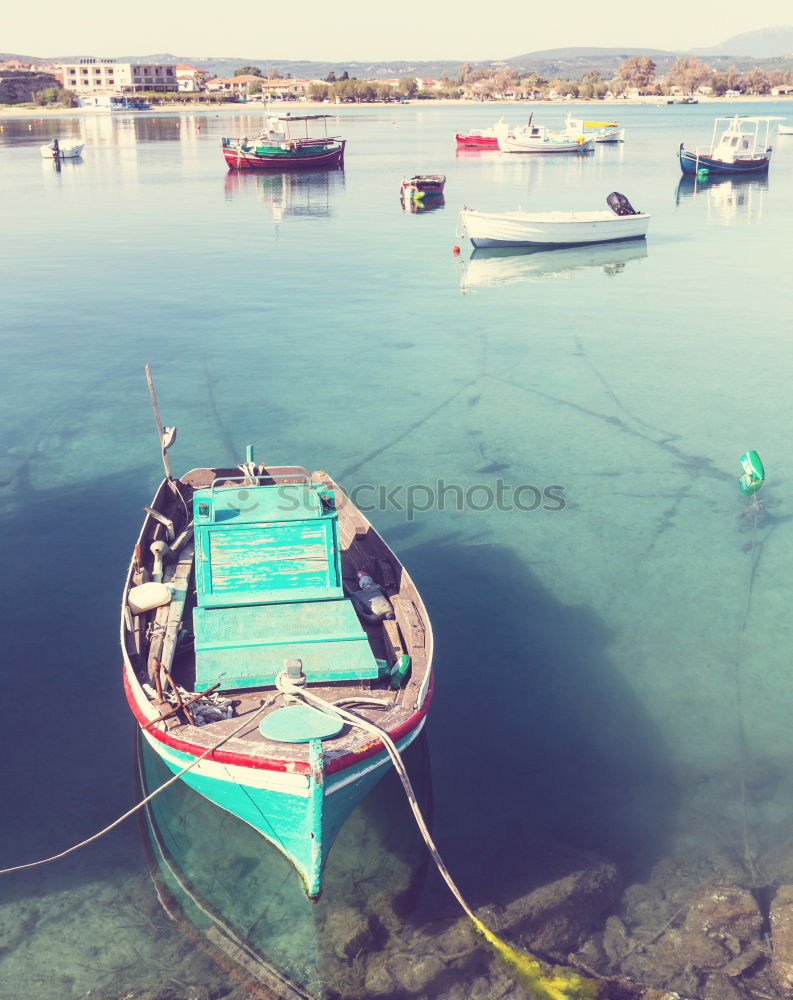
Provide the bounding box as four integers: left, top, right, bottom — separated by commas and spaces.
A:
224, 169, 345, 222
459, 238, 648, 291
136, 728, 433, 999
402, 194, 445, 213
454, 147, 501, 160
675, 173, 768, 225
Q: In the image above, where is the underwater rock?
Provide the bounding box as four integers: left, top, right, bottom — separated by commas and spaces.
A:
576, 930, 608, 968
364, 960, 396, 996
682, 885, 763, 947
321, 904, 377, 960
770, 884, 793, 997
653, 927, 728, 973
500, 859, 621, 955
398, 952, 446, 993
602, 915, 630, 963
622, 882, 666, 927
701, 970, 748, 1000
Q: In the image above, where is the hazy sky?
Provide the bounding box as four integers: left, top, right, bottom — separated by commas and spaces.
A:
6, 1, 792, 62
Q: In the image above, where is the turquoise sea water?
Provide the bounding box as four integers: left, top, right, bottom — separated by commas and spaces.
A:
2, 101, 793, 999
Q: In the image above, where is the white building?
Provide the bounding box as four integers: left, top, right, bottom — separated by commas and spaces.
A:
60, 59, 177, 93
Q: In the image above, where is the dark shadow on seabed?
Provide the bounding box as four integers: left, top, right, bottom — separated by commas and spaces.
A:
394, 533, 678, 921
0, 465, 164, 900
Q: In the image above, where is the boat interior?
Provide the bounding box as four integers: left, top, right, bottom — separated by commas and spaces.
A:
122, 464, 430, 763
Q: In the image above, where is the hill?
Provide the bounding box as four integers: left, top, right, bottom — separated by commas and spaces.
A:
4, 41, 793, 83
692, 25, 793, 58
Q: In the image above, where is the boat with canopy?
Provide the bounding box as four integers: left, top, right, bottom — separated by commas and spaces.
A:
222, 114, 346, 170
678, 116, 784, 175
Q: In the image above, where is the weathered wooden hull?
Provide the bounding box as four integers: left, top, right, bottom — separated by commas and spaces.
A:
121, 465, 433, 899
222, 140, 345, 171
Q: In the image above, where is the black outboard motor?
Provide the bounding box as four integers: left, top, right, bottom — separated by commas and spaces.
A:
607, 191, 639, 216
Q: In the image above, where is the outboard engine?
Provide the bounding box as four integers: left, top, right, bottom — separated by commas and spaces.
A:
607, 191, 639, 216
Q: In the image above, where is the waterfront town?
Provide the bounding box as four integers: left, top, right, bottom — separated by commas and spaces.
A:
2, 54, 793, 107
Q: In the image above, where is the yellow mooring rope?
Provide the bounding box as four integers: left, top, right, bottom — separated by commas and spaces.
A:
275, 675, 602, 1000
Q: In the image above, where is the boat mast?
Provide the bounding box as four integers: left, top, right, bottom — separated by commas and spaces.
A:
144, 364, 175, 480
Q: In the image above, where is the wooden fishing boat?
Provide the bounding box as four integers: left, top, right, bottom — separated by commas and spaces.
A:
459, 192, 650, 249
222, 114, 345, 171
678, 116, 783, 175
454, 116, 507, 148
121, 373, 433, 899
401, 174, 446, 206
40, 139, 84, 158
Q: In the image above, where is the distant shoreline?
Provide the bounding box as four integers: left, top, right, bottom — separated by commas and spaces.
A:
1, 94, 791, 119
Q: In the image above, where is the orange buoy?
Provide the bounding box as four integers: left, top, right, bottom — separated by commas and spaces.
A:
452, 245, 461, 255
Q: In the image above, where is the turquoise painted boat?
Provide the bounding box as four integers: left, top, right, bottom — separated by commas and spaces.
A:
122, 395, 433, 899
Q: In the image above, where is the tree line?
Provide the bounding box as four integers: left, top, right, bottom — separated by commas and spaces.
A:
235, 57, 793, 102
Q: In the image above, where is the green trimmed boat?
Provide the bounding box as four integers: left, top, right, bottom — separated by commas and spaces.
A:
222, 114, 346, 171
122, 379, 433, 899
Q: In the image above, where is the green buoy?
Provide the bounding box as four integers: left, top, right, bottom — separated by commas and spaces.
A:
738, 450, 765, 496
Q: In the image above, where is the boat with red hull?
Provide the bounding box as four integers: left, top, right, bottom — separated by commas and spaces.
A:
222, 114, 346, 171
454, 116, 507, 149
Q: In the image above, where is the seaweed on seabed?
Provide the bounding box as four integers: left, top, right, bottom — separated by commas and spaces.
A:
474, 921, 601, 999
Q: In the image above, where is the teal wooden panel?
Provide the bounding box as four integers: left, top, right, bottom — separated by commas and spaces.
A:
193, 598, 381, 691
194, 639, 379, 691
195, 518, 342, 607
194, 598, 368, 648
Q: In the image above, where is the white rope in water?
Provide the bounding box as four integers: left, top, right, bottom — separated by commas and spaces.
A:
0, 705, 269, 876
3, 676, 476, 931
274, 673, 480, 925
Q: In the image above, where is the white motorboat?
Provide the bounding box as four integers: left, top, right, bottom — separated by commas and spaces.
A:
496, 121, 594, 154
565, 115, 624, 142
41, 139, 84, 159
459, 192, 650, 249
777, 122, 793, 136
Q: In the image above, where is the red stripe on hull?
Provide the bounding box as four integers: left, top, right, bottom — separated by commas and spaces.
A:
223, 147, 345, 171
123, 666, 433, 776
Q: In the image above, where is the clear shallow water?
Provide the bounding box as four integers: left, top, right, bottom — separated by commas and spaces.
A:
2, 102, 793, 998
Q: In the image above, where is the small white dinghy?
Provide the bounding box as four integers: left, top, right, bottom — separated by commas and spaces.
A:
460, 192, 650, 249
41, 139, 84, 159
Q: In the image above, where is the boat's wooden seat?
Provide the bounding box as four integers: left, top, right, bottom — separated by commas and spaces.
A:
193, 598, 381, 691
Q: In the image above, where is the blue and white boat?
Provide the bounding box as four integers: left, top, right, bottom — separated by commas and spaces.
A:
678, 116, 784, 175
121, 374, 433, 899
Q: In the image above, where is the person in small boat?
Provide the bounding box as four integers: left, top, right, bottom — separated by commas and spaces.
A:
51, 138, 60, 156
